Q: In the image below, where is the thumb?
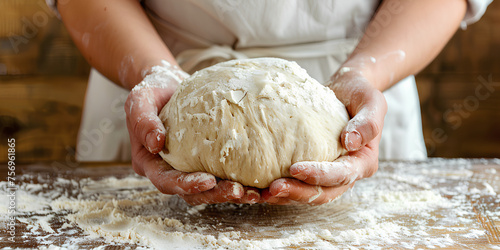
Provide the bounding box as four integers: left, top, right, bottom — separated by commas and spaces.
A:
341, 92, 387, 152
125, 87, 174, 154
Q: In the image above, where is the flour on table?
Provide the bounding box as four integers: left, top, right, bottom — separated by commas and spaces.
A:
1, 159, 499, 249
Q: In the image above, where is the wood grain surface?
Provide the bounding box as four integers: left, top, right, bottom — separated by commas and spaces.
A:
1, 159, 499, 249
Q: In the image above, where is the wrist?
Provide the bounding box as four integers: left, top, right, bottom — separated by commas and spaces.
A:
122, 56, 186, 90
328, 63, 382, 108
331, 56, 380, 91
140, 58, 179, 76
131, 60, 189, 93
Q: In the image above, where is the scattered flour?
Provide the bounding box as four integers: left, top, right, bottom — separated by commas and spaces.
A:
1, 159, 499, 249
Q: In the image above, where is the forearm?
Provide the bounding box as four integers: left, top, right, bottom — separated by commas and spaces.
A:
58, 0, 177, 90
338, 0, 467, 91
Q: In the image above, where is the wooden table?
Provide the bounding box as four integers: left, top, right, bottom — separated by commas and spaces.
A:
1, 159, 500, 249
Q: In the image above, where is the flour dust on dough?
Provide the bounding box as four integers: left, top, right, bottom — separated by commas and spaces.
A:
159, 57, 349, 188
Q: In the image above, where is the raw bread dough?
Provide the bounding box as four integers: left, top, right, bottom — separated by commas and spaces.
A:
159, 58, 349, 188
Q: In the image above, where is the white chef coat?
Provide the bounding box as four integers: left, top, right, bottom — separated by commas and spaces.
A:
74, 0, 492, 162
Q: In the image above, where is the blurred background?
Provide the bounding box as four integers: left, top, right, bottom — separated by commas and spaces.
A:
0, 0, 499, 164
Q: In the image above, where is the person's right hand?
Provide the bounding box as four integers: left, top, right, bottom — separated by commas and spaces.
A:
124, 63, 215, 198
124, 62, 260, 205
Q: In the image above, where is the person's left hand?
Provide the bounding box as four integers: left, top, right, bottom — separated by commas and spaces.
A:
261, 69, 387, 205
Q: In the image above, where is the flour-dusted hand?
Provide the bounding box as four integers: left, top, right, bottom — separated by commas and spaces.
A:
261, 0, 472, 205
180, 182, 262, 205
263, 69, 387, 205
124, 61, 218, 196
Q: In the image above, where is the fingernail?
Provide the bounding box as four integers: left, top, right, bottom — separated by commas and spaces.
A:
345, 131, 362, 151
231, 183, 244, 199
196, 180, 216, 192
291, 171, 305, 180
146, 131, 158, 153
247, 190, 260, 203
290, 163, 305, 175
274, 190, 289, 198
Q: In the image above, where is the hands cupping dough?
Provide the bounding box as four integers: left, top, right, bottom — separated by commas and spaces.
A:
159, 58, 349, 191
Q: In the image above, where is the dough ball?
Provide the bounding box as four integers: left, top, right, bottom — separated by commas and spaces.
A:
159, 58, 349, 188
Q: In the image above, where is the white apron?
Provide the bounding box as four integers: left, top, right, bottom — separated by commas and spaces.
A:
76, 0, 428, 162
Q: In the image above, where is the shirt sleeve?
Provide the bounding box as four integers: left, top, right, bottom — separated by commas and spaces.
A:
462, 0, 493, 28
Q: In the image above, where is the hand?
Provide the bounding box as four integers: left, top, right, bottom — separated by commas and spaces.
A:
124, 62, 213, 199
125, 61, 261, 205
262, 69, 387, 205
180, 182, 262, 205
